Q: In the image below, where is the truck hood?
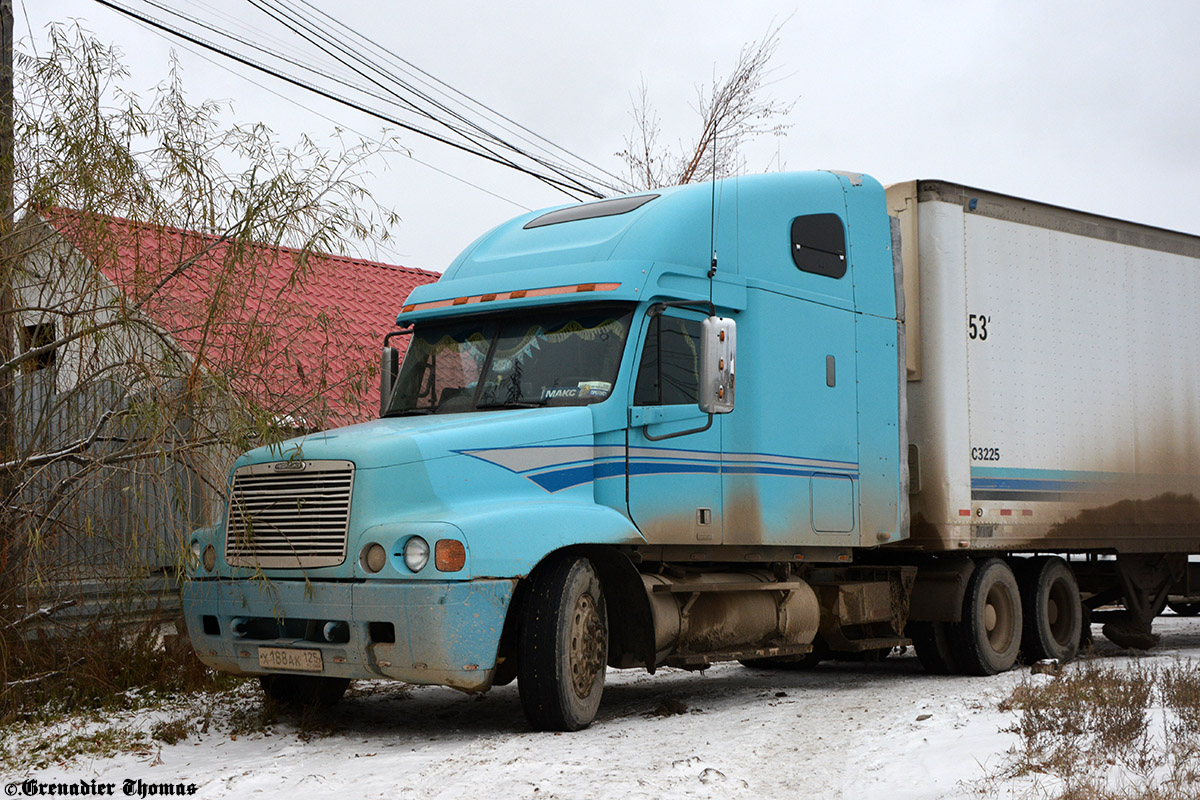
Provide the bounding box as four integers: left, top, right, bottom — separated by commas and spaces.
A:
235, 407, 596, 473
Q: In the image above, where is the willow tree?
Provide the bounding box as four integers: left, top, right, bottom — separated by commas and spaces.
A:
0, 24, 399, 657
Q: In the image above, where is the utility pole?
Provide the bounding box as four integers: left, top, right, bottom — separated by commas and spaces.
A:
0, 0, 15, 547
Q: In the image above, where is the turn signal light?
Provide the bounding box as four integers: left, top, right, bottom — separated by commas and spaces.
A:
435, 539, 466, 572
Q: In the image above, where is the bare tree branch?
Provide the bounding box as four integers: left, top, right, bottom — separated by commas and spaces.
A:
618, 20, 795, 190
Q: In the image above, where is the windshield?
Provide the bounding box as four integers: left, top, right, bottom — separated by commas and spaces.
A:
385, 304, 635, 415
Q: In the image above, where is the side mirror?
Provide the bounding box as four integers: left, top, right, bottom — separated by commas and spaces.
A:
380, 346, 399, 416
699, 317, 735, 414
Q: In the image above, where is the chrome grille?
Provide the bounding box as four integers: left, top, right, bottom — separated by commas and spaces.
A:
225, 460, 354, 568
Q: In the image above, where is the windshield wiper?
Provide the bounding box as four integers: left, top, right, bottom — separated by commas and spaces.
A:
387, 408, 434, 417
475, 400, 547, 410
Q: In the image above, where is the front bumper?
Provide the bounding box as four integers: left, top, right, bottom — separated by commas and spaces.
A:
182, 577, 516, 692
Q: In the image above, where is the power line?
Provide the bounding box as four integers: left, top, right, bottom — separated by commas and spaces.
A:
293, 0, 630, 191
246, 0, 572, 193
91, 0, 616, 199
111, 9, 532, 213
247, 0, 619, 196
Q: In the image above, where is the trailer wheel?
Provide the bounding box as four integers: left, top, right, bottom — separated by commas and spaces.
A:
518, 556, 608, 732
954, 558, 1022, 675
258, 675, 349, 708
908, 621, 961, 675
1018, 557, 1081, 663
1167, 599, 1200, 617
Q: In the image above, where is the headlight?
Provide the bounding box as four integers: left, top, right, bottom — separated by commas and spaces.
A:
202, 544, 216, 572
403, 536, 430, 572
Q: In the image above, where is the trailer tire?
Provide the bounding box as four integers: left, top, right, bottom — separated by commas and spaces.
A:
909, 621, 961, 675
517, 556, 608, 732
954, 558, 1022, 676
1018, 557, 1081, 663
258, 675, 349, 708
1167, 599, 1200, 617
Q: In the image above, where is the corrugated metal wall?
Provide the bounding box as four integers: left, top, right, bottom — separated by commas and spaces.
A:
12, 369, 213, 621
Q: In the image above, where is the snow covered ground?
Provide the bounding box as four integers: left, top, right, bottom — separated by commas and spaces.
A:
6, 615, 1200, 800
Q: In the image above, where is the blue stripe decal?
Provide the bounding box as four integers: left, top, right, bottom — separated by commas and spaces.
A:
723, 465, 859, 479
529, 465, 598, 492
970, 466, 1128, 482
971, 477, 1096, 492
969, 467, 1133, 494
530, 461, 859, 492
462, 445, 860, 493
527, 461, 631, 492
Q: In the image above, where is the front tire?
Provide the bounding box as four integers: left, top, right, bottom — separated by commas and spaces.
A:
518, 556, 608, 732
954, 558, 1022, 676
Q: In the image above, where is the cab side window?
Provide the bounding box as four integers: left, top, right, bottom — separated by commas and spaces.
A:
634, 315, 702, 405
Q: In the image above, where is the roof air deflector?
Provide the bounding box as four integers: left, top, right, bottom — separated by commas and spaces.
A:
524, 194, 660, 229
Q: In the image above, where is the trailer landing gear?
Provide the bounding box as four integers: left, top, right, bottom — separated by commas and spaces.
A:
1096, 554, 1183, 650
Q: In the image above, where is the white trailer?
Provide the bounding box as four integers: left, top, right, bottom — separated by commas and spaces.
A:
886, 180, 1200, 663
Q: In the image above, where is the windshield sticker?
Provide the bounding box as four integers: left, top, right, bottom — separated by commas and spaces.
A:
541, 387, 580, 400
578, 381, 611, 398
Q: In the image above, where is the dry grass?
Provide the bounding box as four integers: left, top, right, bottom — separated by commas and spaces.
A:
0, 609, 236, 728
995, 659, 1200, 800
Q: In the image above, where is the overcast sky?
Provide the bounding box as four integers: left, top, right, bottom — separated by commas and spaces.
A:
20, 0, 1200, 272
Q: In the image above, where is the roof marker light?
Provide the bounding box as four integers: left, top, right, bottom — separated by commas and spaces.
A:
397, 283, 621, 315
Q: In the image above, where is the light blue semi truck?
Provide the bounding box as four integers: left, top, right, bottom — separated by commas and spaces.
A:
184, 171, 1200, 730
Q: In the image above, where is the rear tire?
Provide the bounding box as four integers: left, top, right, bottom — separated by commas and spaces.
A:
518, 556, 608, 732
258, 674, 349, 708
909, 621, 961, 675
954, 558, 1022, 676
1018, 557, 1082, 663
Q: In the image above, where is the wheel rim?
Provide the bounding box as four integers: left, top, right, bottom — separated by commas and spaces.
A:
1047, 576, 1075, 645
569, 592, 604, 699
984, 582, 1016, 653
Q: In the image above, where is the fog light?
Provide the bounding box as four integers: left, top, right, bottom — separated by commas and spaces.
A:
323, 620, 349, 643
435, 539, 466, 572
403, 536, 429, 572
361, 542, 386, 573
202, 544, 216, 572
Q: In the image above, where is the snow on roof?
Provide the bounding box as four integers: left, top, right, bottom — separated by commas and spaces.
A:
43, 209, 440, 428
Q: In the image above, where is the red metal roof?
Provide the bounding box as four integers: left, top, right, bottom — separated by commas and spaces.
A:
45, 210, 440, 428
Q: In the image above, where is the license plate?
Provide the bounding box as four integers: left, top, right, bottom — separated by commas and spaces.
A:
258, 646, 324, 672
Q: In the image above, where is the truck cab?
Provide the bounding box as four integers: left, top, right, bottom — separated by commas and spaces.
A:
183, 171, 911, 730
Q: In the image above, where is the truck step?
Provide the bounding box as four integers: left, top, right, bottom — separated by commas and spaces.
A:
650, 580, 810, 594
834, 636, 910, 652
665, 642, 813, 668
